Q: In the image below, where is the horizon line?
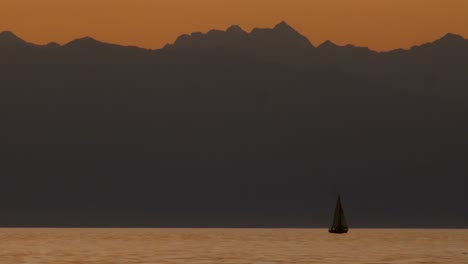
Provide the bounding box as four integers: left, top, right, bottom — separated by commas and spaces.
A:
0, 226, 466, 229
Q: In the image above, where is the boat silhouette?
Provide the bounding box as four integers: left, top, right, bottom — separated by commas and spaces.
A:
329, 195, 348, 233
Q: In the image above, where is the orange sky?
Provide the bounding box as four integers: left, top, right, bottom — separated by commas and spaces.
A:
1, 0, 467, 51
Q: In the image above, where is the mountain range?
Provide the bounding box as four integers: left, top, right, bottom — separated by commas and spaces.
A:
0, 22, 467, 227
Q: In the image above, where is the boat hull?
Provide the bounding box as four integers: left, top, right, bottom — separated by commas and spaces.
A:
328, 228, 348, 234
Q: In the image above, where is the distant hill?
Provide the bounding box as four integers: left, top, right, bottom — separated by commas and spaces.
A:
0, 23, 467, 228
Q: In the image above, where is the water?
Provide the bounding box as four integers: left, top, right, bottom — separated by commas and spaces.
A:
0, 229, 466, 263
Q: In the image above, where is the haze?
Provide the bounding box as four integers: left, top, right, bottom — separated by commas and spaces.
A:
2, 0, 468, 51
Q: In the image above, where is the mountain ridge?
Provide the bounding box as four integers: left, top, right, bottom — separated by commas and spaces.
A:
1, 22, 466, 53
0, 22, 467, 227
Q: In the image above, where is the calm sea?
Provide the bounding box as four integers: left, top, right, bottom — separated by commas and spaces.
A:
0, 229, 466, 263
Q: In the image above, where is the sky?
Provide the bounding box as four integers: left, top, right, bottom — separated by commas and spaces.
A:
1, 0, 467, 51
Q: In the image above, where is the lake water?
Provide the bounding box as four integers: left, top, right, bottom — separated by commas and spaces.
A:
0, 229, 466, 263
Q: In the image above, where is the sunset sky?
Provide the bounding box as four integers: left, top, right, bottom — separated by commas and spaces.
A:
1, 0, 467, 51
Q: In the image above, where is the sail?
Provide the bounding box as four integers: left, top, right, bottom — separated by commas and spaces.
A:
332, 195, 348, 228
339, 199, 348, 228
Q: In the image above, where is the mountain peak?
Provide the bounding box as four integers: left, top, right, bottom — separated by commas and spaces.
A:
442, 33, 464, 39
226, 25, 247, 35
64, 37, 104, 48
318, 40, 338, 49
0, 31, 26, 45
273, 21, 294, 31
45, 42, 61, 48
248, 21, 314, 49
438, 33, 465, 42
69, 36, 99, 44
418, 33, 468, 50
0, 31, 17, 38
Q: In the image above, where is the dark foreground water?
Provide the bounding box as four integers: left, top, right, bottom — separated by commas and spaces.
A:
0, 229, 466, 263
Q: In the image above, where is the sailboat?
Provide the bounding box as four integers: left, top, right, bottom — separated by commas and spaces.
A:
329, 195, 348, 233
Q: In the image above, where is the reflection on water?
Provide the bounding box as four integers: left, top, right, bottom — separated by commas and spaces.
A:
0, 229, 466, 263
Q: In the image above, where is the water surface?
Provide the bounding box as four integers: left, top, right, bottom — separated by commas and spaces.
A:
0, 229, 466, 263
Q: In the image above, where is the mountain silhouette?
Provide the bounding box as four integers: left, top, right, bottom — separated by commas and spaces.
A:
166, 26, 248, 50
318, 40, 339, 49
165, 21, 312, 50
420, 33, 467, 49
0, 23, 467, 227
163, 22, 315, 67
0, 31, 28, 45
0, 31, 61, 51
64, 36, 105, 48
249, 21, 313, 49
0, 31, 37, 55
